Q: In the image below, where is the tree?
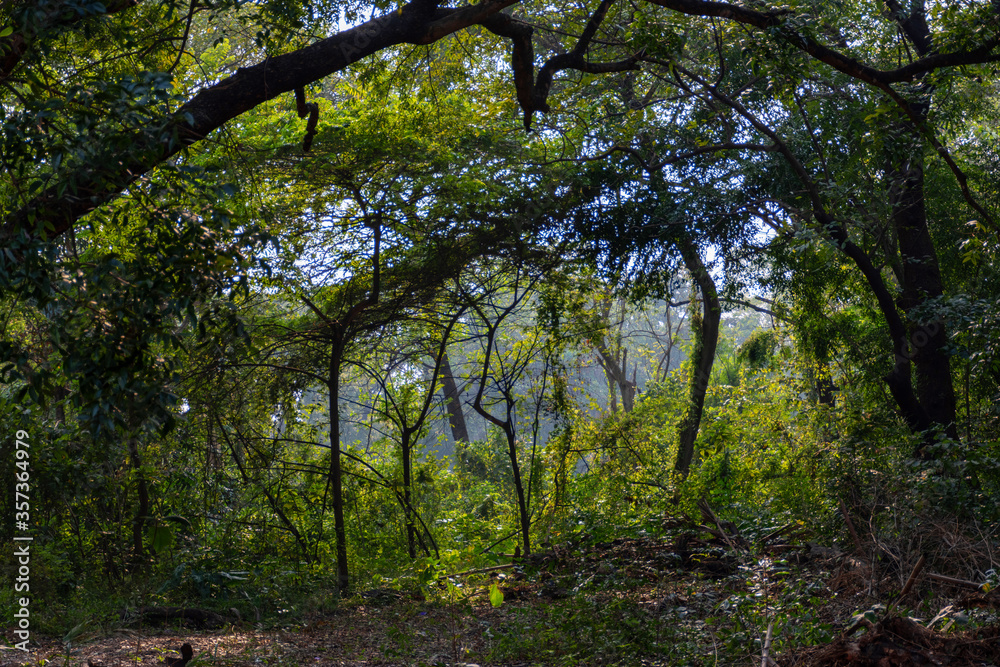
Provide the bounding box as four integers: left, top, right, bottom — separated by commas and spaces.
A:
673, 236, 720, 476
539, 2, 999, 462
591, 292, 640, 414
466, 258, 550, 556
359, 302, 465, 559
4, 0, 1000, 478
207, 53, 549, 588
438, 349, 470, 443
5, 0, 996, 244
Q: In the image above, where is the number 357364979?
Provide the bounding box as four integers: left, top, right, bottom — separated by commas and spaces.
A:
15, 430, 30, 524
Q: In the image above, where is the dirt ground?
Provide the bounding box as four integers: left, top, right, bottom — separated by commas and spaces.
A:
4, 524, 1000, 666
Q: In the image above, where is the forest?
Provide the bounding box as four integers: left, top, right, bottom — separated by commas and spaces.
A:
1, 0, 999, 665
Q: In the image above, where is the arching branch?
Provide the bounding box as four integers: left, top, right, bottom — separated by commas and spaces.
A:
1, 0, 518, 244
645, 0, 999, 85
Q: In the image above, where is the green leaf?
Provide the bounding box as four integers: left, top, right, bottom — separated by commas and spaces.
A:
62, 620, 89, 644
148, 523, 174, 554
488, 581, 504, 608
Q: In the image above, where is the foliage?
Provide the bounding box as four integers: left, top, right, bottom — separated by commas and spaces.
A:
3, 0, 1000, 661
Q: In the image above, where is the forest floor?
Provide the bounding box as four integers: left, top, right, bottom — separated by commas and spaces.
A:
4, 516, 1000, 667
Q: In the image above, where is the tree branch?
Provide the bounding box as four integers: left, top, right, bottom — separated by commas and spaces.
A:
480, 13, 536, 128
645, 0, 999, 85
483, 0, 641, 129
532, 51, 643, 124
673, 61, 928, 431
1, 0, 518, 243
572, 0, 616, 57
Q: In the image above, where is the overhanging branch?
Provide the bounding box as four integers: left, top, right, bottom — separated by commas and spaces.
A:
645, 0, 1000, 85
1, 0, 518, 244
482, 0, 641, 130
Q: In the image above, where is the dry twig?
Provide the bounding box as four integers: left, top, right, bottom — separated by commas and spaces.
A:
761, 620, 777, 667
839, 499, 865, 554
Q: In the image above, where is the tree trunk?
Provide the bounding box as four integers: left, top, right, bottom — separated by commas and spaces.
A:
817, 372, 837, 407
674, 236, 721, 477
470, 302, 533, 557
595, 342, 637, 413
882, 3, 958, 451
439, 351, 469, 442
401, 435, 417, 559
127, 437, 149, 564
328, 341, 350, 594
889, 154, 958, 450
505, 426, 532, 557
4, 4, 515, 242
